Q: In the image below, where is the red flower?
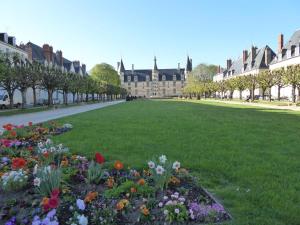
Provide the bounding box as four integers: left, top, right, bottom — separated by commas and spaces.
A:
3, 124, 13, 131
48, 197, 59, 208
10, 131, 17, 137
43, 203, 50, 211
43, 152, 49, 158
95, 152, 105, 164
12, 157, 27, 169
28, 146, 33, 151
28, 122, 33, 126
51, 188, 60, 198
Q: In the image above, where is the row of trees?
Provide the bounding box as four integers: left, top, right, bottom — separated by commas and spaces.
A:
184, 64, 300, 103
0, 52, 126, 108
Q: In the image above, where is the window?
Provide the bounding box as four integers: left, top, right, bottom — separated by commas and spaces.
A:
135, 89, 138, 95
146, 81, 149, 87
291, 45, 296, 57
134, 76, 138, 82
163, 89, 166, 95
173, 81, 176, 87
173, 75, 177, 81
162, 75, 166, 81
128, 76, 131, 82
128, 82, 131, 86
173, 88, 176, 94
146, 75, 150, 81
163, 81, 165, 87
135, 82, 137, 88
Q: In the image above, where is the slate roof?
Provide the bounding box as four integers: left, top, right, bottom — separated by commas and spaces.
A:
271, 29, 300, 64
123, 68, 185, 82
225, 45, 276, 78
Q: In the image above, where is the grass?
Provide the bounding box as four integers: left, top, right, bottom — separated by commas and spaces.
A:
53, 99, 300, 225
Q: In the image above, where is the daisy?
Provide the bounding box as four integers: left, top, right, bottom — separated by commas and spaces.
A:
155, 165, 165, 175
148, 161, 155, 169
159, 155, 167, 164
33, 177, 41, 187
172, 161, 181, 170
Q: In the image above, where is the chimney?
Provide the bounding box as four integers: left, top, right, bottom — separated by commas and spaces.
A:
43, 44, 51, 62
264, 47, 272, 65
82, 64, 86, 74
73, 60, 80, 68
25, 44, 33, 62
56, 50, 63, 66
243, 50, 248, 64
278, 33, 284, 53
226, 59, 232, 70
0, 33, 8, 43
251, 46, 257, 62
131, 64, 134, 74
49, 46, 53, 62
178, 63, 180, 70
8, 36, 16, 46
217, 65, 221, 73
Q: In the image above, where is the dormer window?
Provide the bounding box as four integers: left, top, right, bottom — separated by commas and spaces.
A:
146, 75, 150, 81
291, 45, 296, 57
173, 75, 177, 81
128, 76, 131, 82
162, 75, 166, 81
134, 76, 138, 82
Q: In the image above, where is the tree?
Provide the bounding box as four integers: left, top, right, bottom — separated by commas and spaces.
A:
28, 61, 42, 106
90, 63, 120, 86
225, 79, 236, 99
245, 74, 257, 101
13, 55, 31, 108
272, 68, 285, 101
0, 53, 18, 108
257, 70, 275, 101
283, 65, 300, 103
59, 72, 73, 105
40, 64, 61, 106
234, 76, 246, 100
188, 63, 218, 81
217, 80, 227, 99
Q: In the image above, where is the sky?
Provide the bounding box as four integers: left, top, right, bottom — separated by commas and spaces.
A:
1, 0, 300, 71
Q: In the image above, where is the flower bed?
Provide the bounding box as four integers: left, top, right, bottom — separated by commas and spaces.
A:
0, 122, 231, 225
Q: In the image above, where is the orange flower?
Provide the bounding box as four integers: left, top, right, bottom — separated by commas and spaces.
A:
41, 197, 49, 206
137, 178, 145, 186
130, 187, 137, 193
84, 191, 98, 203
169, 176, 180, 185
61, 159, 69, 167
106, 176, 115, 188
114, 160, 124, 170
140, 205, 150, 216
116, 201, 125, 210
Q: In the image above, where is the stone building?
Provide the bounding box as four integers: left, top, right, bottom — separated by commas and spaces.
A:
118, 56, 192, 97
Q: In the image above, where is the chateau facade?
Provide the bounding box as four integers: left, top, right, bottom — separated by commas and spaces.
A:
117, 57, 192, 98
213, 29, 300, 100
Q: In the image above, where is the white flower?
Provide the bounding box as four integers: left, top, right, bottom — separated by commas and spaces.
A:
172, 161, 180, 170
77, 214, 88, 225
155, 165, 165, 175
159, 155, 167, 164
158, 202, 163, 207
46, 139, 52, 145
76, 199, 85, 210
178, 197, 185, 202
33, 177, 41, 187
163, 210, 169, 215
163, 196, 168, 200
33, 164, 38, 175
174, 208, 180, 214
148, 161, 155, 169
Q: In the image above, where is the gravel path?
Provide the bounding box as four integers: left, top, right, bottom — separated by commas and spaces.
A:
0, 100, 125, 129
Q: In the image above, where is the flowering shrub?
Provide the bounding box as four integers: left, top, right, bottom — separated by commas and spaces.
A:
0, 123, 230, 225
147, 155, 181, 191
1, 169, 28, 191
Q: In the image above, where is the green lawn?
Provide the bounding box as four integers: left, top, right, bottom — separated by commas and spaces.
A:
53, 99, 300, 225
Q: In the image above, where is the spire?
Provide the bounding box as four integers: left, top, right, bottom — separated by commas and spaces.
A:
186, 56, 192, 72
120, 59, 125, 73
153, 56, 158, 71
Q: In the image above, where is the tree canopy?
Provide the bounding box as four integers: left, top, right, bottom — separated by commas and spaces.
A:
188, 63, 218, 81
90, 63, 120, 86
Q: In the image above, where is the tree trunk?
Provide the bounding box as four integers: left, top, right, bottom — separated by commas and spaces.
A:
72, 93, 76, 103
262, 89, 265, 100
76, 92, 79, 104
32, 87, 37, 106
86, 92, 89, 102
8, 93, 14, 109
269, 88, 272, 102
47, 89, 53, 106
21, 89, 27, 109
298, 87, 300, 102
277, 86, 281, 101
65, 91, 68, 105
230, 91, 233, 99
251, 85, 255, 101
239, 90, 242, 100
292, 84, 296, 103
92, 93, 95, 101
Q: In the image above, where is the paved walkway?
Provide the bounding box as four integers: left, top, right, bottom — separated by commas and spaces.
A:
203, 99, 300, 111
0, 100, 125, 129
